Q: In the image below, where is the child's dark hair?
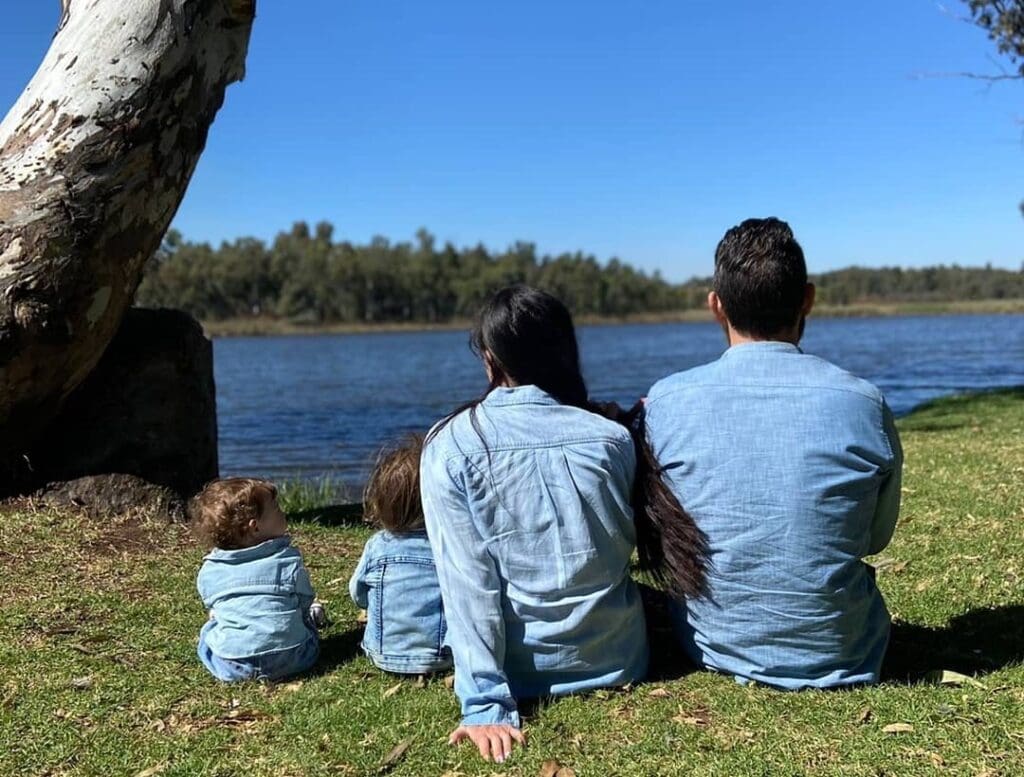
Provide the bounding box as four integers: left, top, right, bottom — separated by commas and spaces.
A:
364, 435, 425, 534
428, 285, 707, 599
189, 477, 277, 550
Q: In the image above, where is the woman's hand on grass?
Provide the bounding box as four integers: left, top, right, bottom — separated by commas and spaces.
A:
448, 723, 526, 763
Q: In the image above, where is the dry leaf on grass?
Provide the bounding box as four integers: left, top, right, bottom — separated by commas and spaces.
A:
647, 687, 671, 698
134, 765, 167, 777
674, 715, 709, 727
69, 676, 93, 690
540, 762, 576, 777
215, 708, 274, 732
925, 669, 987, 689
382, 682, 402, 699
378, 738, 412, 774
672, 705, 710, 727
871, 556, 909, 573
857, 707, 873, 724
882, 723, 915, 734
0, 685, 16, 710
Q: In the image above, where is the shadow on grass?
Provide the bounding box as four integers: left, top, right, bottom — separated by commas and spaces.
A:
309, 626, 364, 676
288, 502, 365, 527
884, 604, 1024, 682
639, 583, 699, 683
639, 588, 1023, 686
900, 386, 1024, 432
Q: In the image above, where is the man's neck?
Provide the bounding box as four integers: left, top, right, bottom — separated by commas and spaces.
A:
725, 324, 801, 348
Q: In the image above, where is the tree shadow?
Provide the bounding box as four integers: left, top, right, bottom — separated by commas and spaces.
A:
883, 604, 1024, 683
308, 626, 364, 675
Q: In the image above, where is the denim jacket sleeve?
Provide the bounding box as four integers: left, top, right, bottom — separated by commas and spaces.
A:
420, 443, 520, 728
348, 540, 372, 610
196, 564, 212, 609
293, 557, 316, 614
869, 400, 903, 555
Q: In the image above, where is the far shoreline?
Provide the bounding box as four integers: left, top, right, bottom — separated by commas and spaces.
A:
200, 298, 1024, 338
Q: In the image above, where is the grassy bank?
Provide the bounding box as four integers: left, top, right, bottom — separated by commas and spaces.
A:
200, 298, 1024, 337
2, 390, 1023, 776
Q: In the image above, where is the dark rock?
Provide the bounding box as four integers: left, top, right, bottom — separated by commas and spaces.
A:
34, 473, 186, 521
20, 308, 218, 500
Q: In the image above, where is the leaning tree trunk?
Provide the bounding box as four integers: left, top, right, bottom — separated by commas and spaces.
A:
0, 0, 255, 461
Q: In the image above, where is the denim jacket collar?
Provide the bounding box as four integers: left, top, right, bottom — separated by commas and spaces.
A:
204, 535, 292, 563
482, 384, 560, 408
722, 341, 803, 358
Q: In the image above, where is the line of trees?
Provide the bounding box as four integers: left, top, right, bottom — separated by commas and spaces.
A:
134, 222, 1024, 323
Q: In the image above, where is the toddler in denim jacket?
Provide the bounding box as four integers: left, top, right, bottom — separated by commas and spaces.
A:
191, 478, 325, 682
349, 435, 452, 675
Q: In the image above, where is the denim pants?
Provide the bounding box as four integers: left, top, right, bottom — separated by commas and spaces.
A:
197, 620, 319, 682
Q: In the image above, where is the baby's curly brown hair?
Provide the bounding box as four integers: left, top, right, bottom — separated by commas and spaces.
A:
364, 435, 425, 534
189, 477, 278, 549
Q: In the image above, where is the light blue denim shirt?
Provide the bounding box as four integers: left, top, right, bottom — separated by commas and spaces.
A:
420, 385, 648, 728
645, 342, 902, 689
197, 535, 317, 660
349, 529, 452, 674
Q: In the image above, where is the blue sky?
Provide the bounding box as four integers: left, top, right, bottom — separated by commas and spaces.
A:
2, 1, 1021, 280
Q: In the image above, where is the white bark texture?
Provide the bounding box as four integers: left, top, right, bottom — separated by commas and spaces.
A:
0, 0, 254, 447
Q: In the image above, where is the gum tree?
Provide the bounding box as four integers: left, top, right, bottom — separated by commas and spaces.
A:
0, 0, 256, 458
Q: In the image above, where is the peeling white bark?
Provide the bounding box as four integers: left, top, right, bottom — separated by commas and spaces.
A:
0, 0, 255, 448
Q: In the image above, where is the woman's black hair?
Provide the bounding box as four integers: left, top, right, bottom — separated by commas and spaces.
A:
427, 284, 706, 599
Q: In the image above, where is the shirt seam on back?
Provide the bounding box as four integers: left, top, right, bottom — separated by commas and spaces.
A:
438, 435, 633, 464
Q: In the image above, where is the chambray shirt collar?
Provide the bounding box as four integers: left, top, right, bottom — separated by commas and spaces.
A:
721, 341, 803, 358
204, 534, 292, 563
482, 384, 560, 408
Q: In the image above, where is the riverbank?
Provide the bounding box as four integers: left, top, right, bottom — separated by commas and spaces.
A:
2, 389, 1022, 775
200, 298, 1024, 337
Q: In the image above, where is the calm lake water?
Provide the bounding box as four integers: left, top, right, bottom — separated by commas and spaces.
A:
215, 314, 1024, 492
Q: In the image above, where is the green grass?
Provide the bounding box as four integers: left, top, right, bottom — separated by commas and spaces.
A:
275, 477, 355, 516
1, 389, 1023, 776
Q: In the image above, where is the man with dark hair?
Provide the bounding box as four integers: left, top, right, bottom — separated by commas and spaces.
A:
644, 217, 903, 688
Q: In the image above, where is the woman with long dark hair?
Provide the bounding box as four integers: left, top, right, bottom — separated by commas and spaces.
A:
421, 285, 704, 763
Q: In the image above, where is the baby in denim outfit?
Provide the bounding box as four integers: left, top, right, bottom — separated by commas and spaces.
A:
191, 478, 324, 682
349, 436, 452, 675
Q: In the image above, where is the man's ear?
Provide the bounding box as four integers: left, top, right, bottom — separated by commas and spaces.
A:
802, 283, 816, 316
247, 518, 260, 535
708, 291, 728, 326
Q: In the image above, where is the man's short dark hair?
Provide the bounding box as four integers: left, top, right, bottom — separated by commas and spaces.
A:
713, 217, 808, 338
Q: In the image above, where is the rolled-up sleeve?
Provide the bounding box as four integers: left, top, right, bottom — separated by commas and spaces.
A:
420, 441, 520, 728
868, 400, 903, 555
